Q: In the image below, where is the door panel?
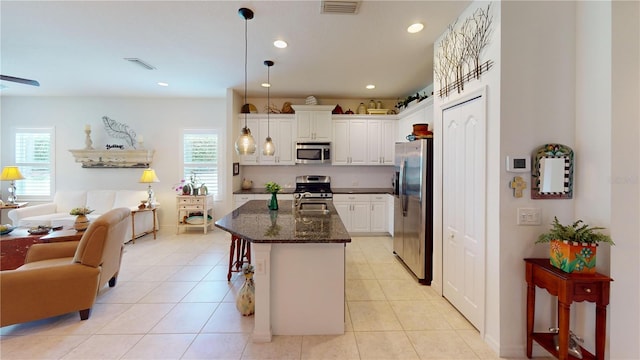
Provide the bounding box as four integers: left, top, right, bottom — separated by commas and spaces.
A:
442, 95, 485, 330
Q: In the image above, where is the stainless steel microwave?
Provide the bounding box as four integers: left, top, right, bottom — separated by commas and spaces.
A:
295, 142, 331, 164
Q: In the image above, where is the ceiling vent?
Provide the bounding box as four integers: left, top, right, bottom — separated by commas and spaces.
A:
321, 1, 360, 15
124, 58, 156, 70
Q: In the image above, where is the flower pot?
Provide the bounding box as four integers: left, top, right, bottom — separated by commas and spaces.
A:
74, 214, 90, 232
550, 239, 597, 274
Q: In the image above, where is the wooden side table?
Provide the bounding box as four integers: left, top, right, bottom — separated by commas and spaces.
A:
525, 258, 613, 360
176, 194, 214, 234
130, 207, 157, 244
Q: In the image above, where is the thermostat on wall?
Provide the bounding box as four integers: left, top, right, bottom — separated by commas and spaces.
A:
506, 155, 530, 172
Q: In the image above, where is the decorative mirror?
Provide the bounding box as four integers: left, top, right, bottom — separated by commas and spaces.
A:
531, 144, 574, 199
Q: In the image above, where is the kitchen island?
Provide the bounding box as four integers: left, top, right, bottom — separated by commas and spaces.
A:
215, 200, 351, 342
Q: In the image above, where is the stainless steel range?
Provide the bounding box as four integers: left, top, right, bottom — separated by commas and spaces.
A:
293, 175, 333, 200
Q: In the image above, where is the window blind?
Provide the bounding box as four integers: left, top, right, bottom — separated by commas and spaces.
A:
14, 130, 53, 198
183, 131, 218, 198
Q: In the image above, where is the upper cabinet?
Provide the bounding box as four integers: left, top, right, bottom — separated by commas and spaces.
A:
259, 116, 296, 165
397, 97, 433, 142
333, 115, 397, 166
367, 119, 396, 165
292, 105, 334, 141
238, 115, 296, 166
333, 118, 368, 165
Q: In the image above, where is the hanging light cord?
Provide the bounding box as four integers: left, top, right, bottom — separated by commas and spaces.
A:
243, 14, 248, 129
267, 63, 270, 136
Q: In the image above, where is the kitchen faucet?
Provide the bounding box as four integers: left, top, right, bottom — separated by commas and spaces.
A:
294, 192, 313, 210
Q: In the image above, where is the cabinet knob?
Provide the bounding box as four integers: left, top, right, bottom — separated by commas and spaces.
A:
585, 287, 592, 293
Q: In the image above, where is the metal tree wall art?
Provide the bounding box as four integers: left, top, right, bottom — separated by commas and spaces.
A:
102, 116, 137, 149
435, 3, 494, 98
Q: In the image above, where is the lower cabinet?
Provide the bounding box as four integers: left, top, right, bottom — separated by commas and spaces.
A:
333, 194, 388, 234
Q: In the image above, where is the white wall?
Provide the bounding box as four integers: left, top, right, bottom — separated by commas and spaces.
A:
574, 1, 612, 353
500, 1, 577, 356
0, 96, 227, 228
609, 1, 640, 358
432, 0, 502, 351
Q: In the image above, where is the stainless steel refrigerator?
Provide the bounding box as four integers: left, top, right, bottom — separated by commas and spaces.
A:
393, 139, 433, 284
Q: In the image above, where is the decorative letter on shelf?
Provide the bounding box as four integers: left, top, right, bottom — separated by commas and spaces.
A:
69, 149, 155, 168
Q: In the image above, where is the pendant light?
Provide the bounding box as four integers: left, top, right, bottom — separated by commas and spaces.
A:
263, 60, 275, 156
235, 7, 256, 155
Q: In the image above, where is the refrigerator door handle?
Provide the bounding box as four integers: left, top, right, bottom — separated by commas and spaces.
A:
400, 158, 408, 216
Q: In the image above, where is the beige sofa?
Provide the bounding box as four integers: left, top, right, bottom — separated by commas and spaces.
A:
7, 190, 157, 242
0, 208, 130, 327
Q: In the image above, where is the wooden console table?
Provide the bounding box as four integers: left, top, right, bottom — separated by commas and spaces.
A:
130, 207, 157, 244
525, 258, 613, 360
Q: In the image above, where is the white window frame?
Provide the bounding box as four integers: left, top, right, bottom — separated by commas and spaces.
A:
12, 127, 56, 202
180, 129, 220, 201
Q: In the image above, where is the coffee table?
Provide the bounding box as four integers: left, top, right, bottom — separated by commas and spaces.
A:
0, 228, 84, 270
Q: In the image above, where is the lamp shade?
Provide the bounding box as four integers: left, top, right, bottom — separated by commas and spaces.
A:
139, 169, 160, 183
1, 166, 25, 181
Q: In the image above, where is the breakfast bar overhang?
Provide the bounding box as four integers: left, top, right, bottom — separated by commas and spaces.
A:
215, 200, 351, 342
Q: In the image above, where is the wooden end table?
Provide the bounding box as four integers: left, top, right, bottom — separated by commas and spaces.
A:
130, 207, 157, 244
525, 258, 613, 360
1, 228, 83, 270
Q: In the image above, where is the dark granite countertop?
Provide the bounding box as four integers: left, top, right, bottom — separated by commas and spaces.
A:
234, 188, 295, 195
234, 188, 392, 195
215, 200, 351, 244
332, 188, 393, 195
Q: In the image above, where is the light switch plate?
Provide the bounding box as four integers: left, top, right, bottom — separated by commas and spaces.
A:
517, 208, 541, 225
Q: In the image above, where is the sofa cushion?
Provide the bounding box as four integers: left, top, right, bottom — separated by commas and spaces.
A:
53, 191, 88, 215
86, 191, 116, 214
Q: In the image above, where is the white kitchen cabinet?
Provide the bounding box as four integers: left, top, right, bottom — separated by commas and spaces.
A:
292, 105, 334, 141
369, 194, 388, 233
333, 194, 370, 233
238, 115, 296, 166
367, 119, 396, 165
259, 117, 295, 165
332, 119, 367, 165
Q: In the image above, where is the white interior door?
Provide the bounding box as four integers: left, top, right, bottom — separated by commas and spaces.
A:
442, 94, 486, 330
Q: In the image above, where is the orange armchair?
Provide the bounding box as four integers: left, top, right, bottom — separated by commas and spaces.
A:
0, 207, 131, 327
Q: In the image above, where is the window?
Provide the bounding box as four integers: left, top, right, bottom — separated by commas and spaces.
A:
182, 129, 219, 199
13, 128, 55, 201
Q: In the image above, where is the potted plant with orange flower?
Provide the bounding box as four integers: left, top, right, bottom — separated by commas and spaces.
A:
536, 216, 614, 273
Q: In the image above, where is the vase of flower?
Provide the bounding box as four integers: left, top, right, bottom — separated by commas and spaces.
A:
74, 214, 90, 231
265, 181, 282, 211
70, 207, 93, 231
268, 193, 278, 210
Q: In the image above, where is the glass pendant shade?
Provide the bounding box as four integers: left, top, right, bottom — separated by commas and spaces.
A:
236, 127, 256, 155
263, 136, 275, 156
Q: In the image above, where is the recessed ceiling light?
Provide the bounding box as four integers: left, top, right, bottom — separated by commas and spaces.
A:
273, 40, 288, 49
366, 84, 375, 90
407, 23, 424, 34
261, 82, 271, 88
157, 82, 169, 87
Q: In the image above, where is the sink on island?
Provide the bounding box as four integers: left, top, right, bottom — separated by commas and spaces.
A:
214, 199, 351, 342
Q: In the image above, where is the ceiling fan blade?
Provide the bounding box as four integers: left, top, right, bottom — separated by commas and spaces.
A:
0, 75, 40, 86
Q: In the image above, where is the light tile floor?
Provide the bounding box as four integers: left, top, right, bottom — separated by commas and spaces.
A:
0, 229, 532, 359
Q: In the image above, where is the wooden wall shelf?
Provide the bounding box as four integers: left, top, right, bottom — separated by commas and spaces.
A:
69, 149, 155, 168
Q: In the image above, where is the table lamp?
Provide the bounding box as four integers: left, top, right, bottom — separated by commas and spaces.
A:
139, 168, 159, 208
1, 166, 25, 204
